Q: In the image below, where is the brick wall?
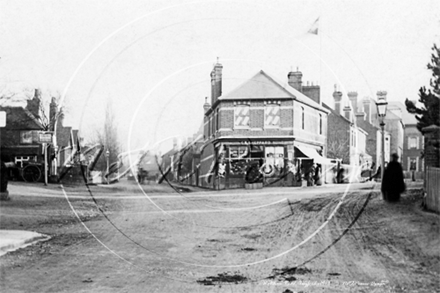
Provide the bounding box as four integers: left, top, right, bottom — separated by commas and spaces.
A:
356, 118, 379, 166
327, 111, 350, 163
423, 125, 440, 169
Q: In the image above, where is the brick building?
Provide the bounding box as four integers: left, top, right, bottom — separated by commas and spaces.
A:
387, 101, 424, 178
198, 63, 330, 189
324, 90, 370, 168
0, 91, 47, 181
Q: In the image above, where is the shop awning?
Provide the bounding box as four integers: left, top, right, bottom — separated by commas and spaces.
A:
295, 145, 335, 165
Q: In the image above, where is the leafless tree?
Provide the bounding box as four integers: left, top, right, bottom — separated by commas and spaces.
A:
327, 136, 350, 163
88, 98, 121, 172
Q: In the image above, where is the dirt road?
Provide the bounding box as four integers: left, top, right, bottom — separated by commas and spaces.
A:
0, 181, 439, 292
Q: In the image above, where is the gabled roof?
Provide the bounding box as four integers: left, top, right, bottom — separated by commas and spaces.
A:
322, 102, 351, 124
0, 105, 44, 130
220, 70, 328, 113
222, 70, 293, 100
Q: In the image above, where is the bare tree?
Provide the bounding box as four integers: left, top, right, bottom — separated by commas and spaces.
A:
89, 98, 121, 172
327, 136, 350, 163
0, 86, 65, 131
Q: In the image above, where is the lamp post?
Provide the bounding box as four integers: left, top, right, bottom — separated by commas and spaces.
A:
105, 150, 110, 184
376, 97, 388, 182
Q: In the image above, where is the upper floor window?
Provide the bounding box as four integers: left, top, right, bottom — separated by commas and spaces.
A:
301, 107, 305, 129
234, 102, 250, 128
408, 137, 418, 149
264, 101, 280, 128
20, 131, 33, 144
319, 114, 322, 135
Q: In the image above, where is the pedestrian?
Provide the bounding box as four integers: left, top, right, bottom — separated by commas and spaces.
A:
381, 153, 406, 202
307, 163, 315, 186
369, 165, 381, 182
337, 166, 344, 183
314, 163, 322, 186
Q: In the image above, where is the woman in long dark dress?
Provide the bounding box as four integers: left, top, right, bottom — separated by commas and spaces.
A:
381, 153, 406, 202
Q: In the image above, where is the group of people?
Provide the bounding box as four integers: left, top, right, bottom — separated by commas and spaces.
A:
306, 163, 322, 186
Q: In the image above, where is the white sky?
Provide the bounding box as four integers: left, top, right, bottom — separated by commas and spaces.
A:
1, 0, 439, 153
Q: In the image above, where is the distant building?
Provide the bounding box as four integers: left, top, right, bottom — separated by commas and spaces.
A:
353, 94, 391, 169
388, 101, 424, 178
324, 90, 370, 168
0, 90, 46, 181
198, 63, 330, 189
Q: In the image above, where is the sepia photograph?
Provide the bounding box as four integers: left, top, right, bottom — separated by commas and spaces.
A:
1, 0, 439, 292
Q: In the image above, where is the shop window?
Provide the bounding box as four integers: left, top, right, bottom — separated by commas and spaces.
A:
263, 146, 285, 177
229, 146, 250, 175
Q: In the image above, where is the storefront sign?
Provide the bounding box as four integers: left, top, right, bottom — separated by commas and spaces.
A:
38, 132, 53, 143
236, 140, 292, 145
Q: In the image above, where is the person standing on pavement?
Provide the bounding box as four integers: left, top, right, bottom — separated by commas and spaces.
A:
314, 163, 322, 186
381, 153, 406, 202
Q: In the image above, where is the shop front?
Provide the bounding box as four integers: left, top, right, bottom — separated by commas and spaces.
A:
213, 139, 302, 189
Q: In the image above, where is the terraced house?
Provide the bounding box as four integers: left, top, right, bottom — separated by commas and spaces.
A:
198, 62, 331, 189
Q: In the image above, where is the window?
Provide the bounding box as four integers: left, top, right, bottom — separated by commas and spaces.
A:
216, 109, 219, 131
264, 102, 280, 128
234, 104, 250, 128
301, 107, 305, 129
319, 114, 322, 135
409, 157, 418, 171
408, 137, 418, 149
20, 131, 33, 144
229, 146, 250, 175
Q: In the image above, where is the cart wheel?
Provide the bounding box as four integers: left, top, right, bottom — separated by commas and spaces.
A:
22, 165, 42, 182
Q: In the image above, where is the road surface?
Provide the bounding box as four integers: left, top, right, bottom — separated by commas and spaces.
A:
0, 180, 438, 292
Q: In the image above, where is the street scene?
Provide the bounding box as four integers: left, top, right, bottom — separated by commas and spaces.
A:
1, 1, 440, 292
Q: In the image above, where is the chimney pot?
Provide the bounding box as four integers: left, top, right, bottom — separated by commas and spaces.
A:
288, 70, 303, 92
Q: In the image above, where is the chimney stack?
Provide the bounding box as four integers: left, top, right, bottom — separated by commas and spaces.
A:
211, 59, 223, 105
362, 97, 372, 124
347, 91, 358, 113
333, 86, 343, 115
287, 69, 303, 92
343, 103, 352, 121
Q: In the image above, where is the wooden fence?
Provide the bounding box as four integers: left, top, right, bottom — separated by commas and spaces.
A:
425, 166, 440, 213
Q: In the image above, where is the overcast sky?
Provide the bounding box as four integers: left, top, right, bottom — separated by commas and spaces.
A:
1, 0, 439, 152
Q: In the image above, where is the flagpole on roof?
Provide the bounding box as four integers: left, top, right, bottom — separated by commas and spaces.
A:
319, 15, 322, 106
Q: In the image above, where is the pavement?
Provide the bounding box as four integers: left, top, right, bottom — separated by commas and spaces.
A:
0, 230, 50, 257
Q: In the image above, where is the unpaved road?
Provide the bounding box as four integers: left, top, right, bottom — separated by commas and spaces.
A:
0, 181, 439, 293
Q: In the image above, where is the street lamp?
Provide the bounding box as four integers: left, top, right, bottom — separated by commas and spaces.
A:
376, 97, 388, 183
105, 150, 110, 184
